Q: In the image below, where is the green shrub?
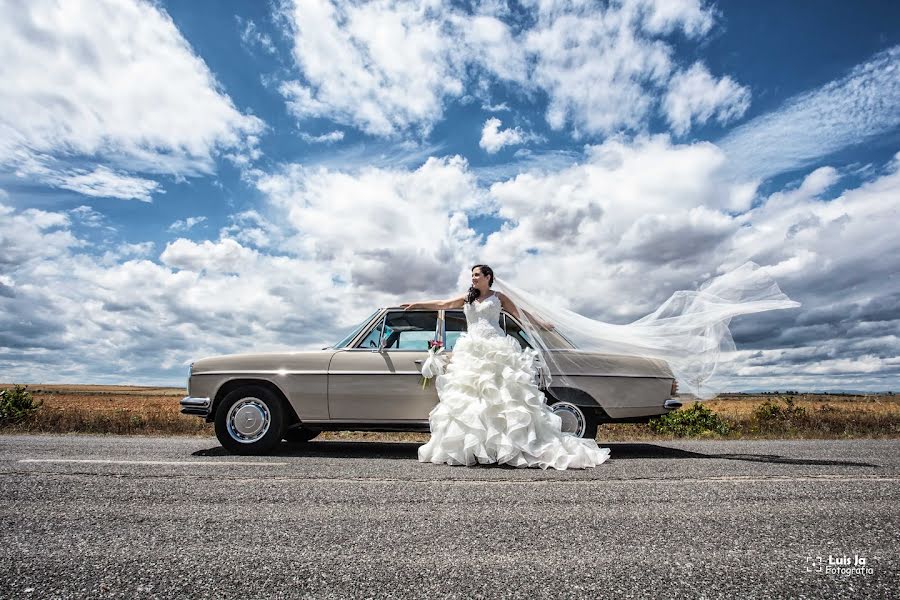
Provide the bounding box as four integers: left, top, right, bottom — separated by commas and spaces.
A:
753, 396, 807, 423
648, 402, 730, 437
0, 385, 42, 425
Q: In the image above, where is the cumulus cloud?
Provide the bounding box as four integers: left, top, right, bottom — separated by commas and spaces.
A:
0, 200, 351, 383
479, 118, 531, 153
524, 0, 715, 135
218, 210, 278, 249
277, 0, 467, 137
254, 155, 492, 294
0, 0, 265, 196
276, 0, 742, 138
2, 139, 899, 391
664, 63, 751, 135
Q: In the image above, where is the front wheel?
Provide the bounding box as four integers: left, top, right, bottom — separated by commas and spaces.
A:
214, 385, 286, 455
549, 401, 598, 439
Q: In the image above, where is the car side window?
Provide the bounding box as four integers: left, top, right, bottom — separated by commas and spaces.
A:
374, 311, 440, 351
503, 314, 534, 350
444, 311, 466, 351
356, 315, 386, 349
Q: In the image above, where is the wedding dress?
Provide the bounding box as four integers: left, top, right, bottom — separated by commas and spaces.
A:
417, 293, 611, 470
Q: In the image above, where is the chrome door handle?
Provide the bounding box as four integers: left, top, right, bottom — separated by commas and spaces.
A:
414, 359, 424, 364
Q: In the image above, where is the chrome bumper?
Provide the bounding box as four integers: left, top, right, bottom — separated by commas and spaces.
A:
180, 396, 211, 416
663, 398, 683, 410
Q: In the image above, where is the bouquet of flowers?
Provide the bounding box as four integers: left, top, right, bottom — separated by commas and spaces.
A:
421, 339, 447, 389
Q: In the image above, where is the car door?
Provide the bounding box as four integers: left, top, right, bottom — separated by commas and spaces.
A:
327, 310, 441, 421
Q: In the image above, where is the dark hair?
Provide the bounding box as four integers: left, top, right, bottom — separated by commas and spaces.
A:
466, 264, 495, 304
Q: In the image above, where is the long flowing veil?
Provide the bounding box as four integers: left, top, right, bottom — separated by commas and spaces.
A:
492, 261, 801, 400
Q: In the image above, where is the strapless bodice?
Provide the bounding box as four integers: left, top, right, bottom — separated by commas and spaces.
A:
463, 293, 503, 338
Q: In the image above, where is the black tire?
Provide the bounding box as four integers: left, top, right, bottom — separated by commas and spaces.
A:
283, 426, 321, 444
214, 385, 286, 455
549, 401, 599, 439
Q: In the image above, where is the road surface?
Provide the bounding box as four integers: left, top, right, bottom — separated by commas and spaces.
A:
1, 434, 897, 598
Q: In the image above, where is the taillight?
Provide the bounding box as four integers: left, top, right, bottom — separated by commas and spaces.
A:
670, 379, 678, 396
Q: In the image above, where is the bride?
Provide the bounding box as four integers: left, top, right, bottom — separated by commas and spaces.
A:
401, 264, 612, 470
401, 262, 800, 470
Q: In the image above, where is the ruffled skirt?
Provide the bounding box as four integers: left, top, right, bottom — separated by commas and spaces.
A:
417, 331, 611, 470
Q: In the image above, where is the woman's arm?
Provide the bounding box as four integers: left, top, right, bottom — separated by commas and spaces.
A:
401, 295, 466, 311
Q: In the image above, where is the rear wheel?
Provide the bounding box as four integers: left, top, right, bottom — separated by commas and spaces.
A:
549, 401, 598, 439
214, 385, 286, 455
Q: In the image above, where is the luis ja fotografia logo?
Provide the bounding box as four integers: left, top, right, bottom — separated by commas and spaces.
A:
805, 553, 875, 575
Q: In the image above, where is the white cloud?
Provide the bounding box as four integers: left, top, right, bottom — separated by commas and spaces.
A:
2, 139, 899, 391
0, 203, 84, 269
0, 0, 265, 194
472, 148, 582, 184
719, 45, 900, 181
168, 216, 208, 233
218, 210, 277, 249
664, 62, 751, 135
798, 166, 840, 197
98, 241, 156, 266
69, 205, 113, 230
522, 0, 721, 136
479, 118, 527, 153
481, 102, 511, 112
56, 166, 161, 202
300, 130, 345, 144
160, 238, 259, 273
481, 136, 746, 315
277, 0, 466, 137
237, 17, 277, 55
0, 200, 347, 382
276, 0, 739, 138
254, 155, 492, 294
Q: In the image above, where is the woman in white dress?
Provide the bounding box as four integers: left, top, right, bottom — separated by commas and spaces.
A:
401, 264, 612, 470
402, 261, 800, 470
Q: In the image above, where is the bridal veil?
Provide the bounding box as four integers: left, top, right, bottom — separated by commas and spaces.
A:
491, 261, 801, 400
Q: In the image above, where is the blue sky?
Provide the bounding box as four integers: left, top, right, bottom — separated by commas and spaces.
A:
1, 0, 899, 392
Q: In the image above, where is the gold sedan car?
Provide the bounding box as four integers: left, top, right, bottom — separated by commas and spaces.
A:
181, 307, 681, 455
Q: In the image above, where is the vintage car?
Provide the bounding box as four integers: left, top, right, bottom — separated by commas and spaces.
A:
181, 306, 682, 455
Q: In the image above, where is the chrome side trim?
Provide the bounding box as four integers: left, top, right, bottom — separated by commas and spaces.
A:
343, 348, 433, 353
193, 370, 329, 375
329, 371, 423, 375
664, 398, 683, 409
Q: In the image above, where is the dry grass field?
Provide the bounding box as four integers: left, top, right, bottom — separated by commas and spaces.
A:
0, 383, 898, 441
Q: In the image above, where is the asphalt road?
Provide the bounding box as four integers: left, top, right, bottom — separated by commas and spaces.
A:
0, 434, 897, 599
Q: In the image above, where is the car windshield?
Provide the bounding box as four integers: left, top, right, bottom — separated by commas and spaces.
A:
331, 310, 380, 348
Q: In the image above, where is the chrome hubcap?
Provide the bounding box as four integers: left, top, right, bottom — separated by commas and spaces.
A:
226, 397, 271, 443
551, 402, 584, 436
